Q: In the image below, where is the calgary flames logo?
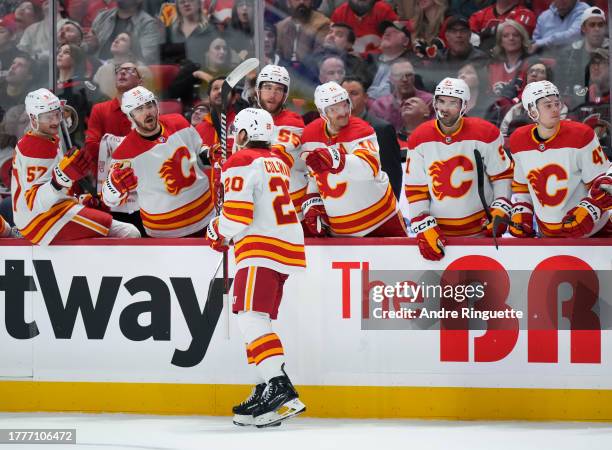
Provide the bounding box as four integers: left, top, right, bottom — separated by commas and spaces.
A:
526, 165, 568, 207
429, 155, 473, 200
159, 146, 196, 195
316, 172, 347, 199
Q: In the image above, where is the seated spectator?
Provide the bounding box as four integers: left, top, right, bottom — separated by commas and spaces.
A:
225, 0, 255, 60
370, 58, 433, 130
88, 0, 162, 65
318, 54, 346, 84
65, 0, 118, 29
330, 0, 398, 54
203, 0, 233, 27
435, 16, 488, 74
58, 20, 84, 47
0, 16, 22, 74
342, 76, 404, 199
188, 100, 210, 127
488, 13, 532, 96
93, 32, 152, 99
410, 0, 448, 60
499, 59, 567, 141
0, 103, 28, 202
13, 1, 43, 42
0, 54, 34, 122
262, 23, 286, 66
531, 0, 589, 55
367, 20, 416, 99
193, 36, 233, 86
18, 0, 68, 61
276, 0, 330, 66
570, 48, 610, 159
469, 0, 535, 53
557, 6, 608, 100
165, 0, 215, 66
457, 62, 491, 119
397, 96, 430, 149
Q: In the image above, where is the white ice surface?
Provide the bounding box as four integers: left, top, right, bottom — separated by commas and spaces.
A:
0, 413, 611, 450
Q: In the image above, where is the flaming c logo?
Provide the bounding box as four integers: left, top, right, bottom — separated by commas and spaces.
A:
159, 146, 196, 195
526, 165, 568, 207
316, 172, 347, 199
429, 155, 473, 200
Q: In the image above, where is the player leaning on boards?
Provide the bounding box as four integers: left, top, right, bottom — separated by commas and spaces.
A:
508, 80, 612, 238
102, 87, 215, 237
11, 89, 140, 245
255, 65, 310, 224
300, 81, 408, 238
205, 108, 306, 428
404, 77, 513, 261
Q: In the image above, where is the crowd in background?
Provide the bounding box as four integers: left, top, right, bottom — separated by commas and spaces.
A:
0, 0, 610, 223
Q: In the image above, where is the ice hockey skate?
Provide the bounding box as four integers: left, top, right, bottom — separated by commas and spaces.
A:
252, 367, 306, 428
232, 383, 268, 426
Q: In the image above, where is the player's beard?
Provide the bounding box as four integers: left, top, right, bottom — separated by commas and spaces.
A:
437, 111, 460, 129
261, 96, 283, 115
135, 113, 159, 134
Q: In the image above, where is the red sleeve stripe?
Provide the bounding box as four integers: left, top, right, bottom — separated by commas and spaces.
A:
222, 200, 254, 225
272, 145, 295, 168
353, 149, 380, 177
25, 184, 43, 211
512, 181, 529, 193
290, 185, 308, 214
328, 186, 396, 234
489, 165, 514, 182
405, 185, 430, 203
406, 192, 429, 203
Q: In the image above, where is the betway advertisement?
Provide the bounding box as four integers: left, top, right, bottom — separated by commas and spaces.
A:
1, 239, 611, 390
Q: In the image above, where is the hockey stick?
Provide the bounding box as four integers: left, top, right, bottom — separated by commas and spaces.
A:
59, 112, 98, 197
473, 149, 499, 250
213, 58, 260, 338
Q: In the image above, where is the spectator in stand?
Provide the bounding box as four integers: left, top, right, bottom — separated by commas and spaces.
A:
275, 0, 330, 66
367, 20, 416, 99
18, 0, 68, 61
188, 100, 210, 127
263, 23, 285, 66
87, 0, 162, 65
225, 0, 255, 60
0, 16, 22, 74
318, 54, 346, 84
318, 0, 346, 18
0, 54, 34, 122
193, 36, 233, 88
531, 0, 589, 55
203, 0, 233, 27
58, 20, 84, 47
165, 0, 215, 67
457, 62, 491, 119
570, 48, 610, 159
469, 0, 536, 53
397, 96, 430, 150
488, 12, 533, 97
93, 32, 152, 99
370, 58, 433, 131
0, 1, 21, 18
342, 75, 404, 199
558, 6, 608, 101
435, 16, 488, 74
71, 0, 117, 30
13, 1, 43, 42
410, 0, 448, 60
330, 0, 398, 54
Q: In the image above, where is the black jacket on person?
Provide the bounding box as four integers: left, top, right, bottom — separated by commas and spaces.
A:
359, 109, 403, 200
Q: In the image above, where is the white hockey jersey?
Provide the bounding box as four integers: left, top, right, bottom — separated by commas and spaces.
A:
301, 116, 397, 236
404, 118, 513, 236
11, 132, 88, 245
269, 109, 307, 218
218, 148, 306, 274
509, 121, 610, 237
109, 114, 214, 237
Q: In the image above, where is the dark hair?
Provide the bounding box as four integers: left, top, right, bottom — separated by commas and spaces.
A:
342, 75, 370, 92
207, 75, 226, 95
526, 57, 554, 82
331, 22, 356, 45
230, 0, 254, 34
246, 140, 270, 148
59, 43, 86, 78
17, 0, 44, 22
317, 54, 345, 71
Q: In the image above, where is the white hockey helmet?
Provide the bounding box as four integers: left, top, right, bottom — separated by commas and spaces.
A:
121, 86, 158, 127
257, 64, 290, 92
232, 108, 274, 147
314, 81, 351, 120
521, 80, 560, 120
25, 88, 62, 130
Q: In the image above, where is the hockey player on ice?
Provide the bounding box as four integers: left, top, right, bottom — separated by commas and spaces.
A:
300, 81, 408, 237
254, 65, 310, 225
11, 88, 140, 245
102, 86, 215, 237
205, 108, 307, 428
508, 80, 612, 238
404, 77, 513, 261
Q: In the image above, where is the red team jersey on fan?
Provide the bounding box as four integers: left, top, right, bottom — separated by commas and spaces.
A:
110, 114, 214, 237
509, 121, 610, 236
268, 109, 307, 217
301, 116, 398, 236
218, 148, 306, 274
404, 118, 513, 236
11, 132, 106, 244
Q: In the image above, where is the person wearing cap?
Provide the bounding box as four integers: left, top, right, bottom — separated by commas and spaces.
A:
531, 0, 589, 54
557, 6, 609, 100
330, 0, 398, 54
435, 16, 488, 73
469, 0, 536, 53
367, 20, 418, 99
189, 100, 210, 127
0, 15, 23, 74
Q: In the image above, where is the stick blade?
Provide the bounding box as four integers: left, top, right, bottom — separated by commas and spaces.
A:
225, 58, 260, 89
